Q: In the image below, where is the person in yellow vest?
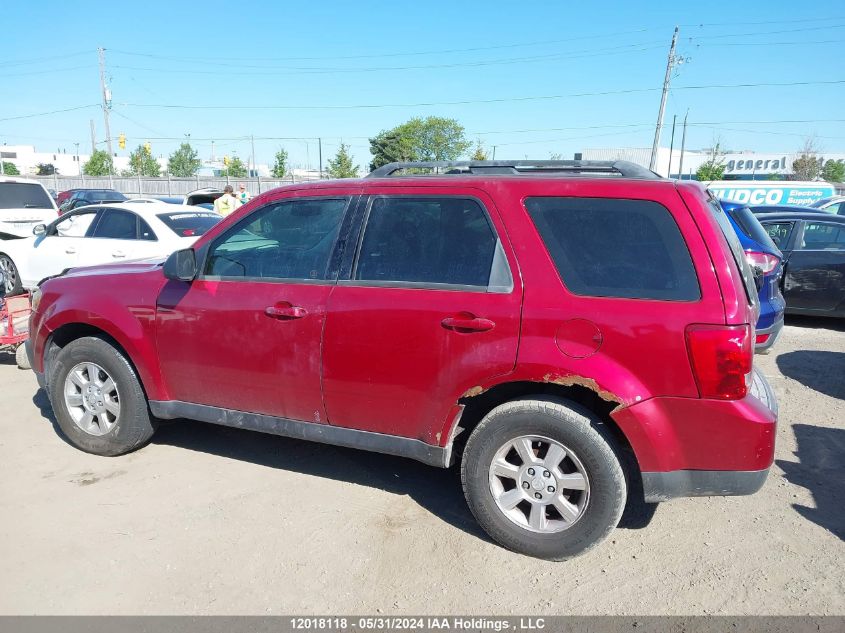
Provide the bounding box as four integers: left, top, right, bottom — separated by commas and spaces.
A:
213, 185, 241, 216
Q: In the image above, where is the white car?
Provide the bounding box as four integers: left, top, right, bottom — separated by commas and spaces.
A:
0, 202, 221, 294
1, 177, 59, 239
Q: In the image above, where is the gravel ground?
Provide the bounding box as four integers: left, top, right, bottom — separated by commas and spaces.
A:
1, 316, 843, 615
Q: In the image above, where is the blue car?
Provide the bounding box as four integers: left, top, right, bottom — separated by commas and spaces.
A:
720, 200, 786, 352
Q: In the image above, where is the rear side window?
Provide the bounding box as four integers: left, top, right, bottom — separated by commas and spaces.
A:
763, 222, 794, 249
727, 206, 779, 251
525, 197, 699, 301
157, 212, 221, 237
355, 196, 498, 287
0, 183, 53, 210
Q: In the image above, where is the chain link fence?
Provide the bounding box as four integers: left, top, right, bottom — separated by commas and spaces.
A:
29, 174, 321, 197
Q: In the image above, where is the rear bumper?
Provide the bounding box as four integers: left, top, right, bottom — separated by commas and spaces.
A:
612, 369, 778, 500
755, 313, 784, 353
642, 468, 770, 502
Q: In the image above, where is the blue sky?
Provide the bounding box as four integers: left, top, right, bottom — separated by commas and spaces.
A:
3, 0, 844, 170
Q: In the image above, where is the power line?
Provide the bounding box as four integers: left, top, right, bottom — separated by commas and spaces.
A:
0, 104, 100, 122
108, 43, 666, 76
685, 23, 845, 39
0, 51, 90, 68
117, 79, 845, 111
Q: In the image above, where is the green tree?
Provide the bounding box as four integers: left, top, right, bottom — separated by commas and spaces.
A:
167, 142, 201, 177
325, 143, 359, 179
791, 137, 822, 181
369, 116, 470, 170
470, 140, 488, 161
695, 142, 726, 181
1, 162, 20, 175
128, 144, 161, 177
271, 148, 289, 178
82, 150, 113, 176
821, 159, 844, 183
36, 163, 57, 175
223, 156, 248, 178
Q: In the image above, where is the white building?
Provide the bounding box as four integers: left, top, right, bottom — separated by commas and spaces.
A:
0, 145, 87, 176
580, 147, 845, 180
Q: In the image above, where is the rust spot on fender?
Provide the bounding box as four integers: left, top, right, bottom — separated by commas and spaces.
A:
461, 385, 486, 398
542, 373, 624, 407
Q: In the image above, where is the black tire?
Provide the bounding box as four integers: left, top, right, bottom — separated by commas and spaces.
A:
48, 336, 156, 456
461, 398, 627, 560
0, 253, 23, 296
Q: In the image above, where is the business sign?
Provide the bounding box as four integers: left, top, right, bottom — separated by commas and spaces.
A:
707, 181, 836, 205
722, 153, 845, 176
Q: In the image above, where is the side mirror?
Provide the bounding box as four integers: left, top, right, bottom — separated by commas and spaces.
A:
163, 248, 198, 282
33, 224, 47, 236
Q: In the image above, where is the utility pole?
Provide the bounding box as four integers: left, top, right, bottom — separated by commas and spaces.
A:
678, 110, 689, 180
98, 47, 113, 157
250, 135, 256, 177
90, 119, 97, 154
318, 137, 323, 179
667, 115, 677, 178
211, 140, 215, 162
74, 142, 81, 175
649, 27, 679, 173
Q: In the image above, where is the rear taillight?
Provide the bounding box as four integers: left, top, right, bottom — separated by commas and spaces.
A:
685, 324, 753, 400
756, 333, 770, 345
745, 250, 779, 274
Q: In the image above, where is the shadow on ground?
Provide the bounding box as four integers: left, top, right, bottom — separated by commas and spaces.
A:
32, 388, 657, 542
785, 314, 845, 333
776, 424, 845, 541
776, 351, 845, 400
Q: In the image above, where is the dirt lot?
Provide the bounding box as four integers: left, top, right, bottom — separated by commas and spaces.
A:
1, 317, 843, 615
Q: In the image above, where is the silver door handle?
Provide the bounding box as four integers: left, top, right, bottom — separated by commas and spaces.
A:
112, 251, 126, 258
65, 247, 76, 254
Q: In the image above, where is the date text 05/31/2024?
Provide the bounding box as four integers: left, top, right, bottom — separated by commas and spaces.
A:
290, 617, 547, 631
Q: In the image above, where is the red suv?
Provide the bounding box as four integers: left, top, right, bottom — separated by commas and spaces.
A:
27, 161, 777, 560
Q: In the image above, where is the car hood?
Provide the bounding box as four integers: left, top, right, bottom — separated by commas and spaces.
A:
61, 256, 166, 280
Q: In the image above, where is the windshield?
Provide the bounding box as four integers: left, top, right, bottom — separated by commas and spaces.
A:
83, 190, 127, 202
727, 206, 780, 252
157, 211, 222, 237
0, 182, 54, 210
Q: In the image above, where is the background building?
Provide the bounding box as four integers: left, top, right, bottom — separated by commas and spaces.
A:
579, 147, 845, 180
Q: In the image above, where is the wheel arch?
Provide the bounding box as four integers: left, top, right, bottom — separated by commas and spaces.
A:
43, 321, 162, 401
449, 380, 642, 489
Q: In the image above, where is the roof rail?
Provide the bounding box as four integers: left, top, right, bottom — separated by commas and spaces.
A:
367, 160, 660, 179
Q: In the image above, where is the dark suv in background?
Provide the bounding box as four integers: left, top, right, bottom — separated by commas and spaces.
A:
59, 189, 127, 214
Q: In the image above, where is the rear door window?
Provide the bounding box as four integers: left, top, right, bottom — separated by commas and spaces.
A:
800, 222, 845, 250
354, 196, 502, 288
524, 197, 699, 301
